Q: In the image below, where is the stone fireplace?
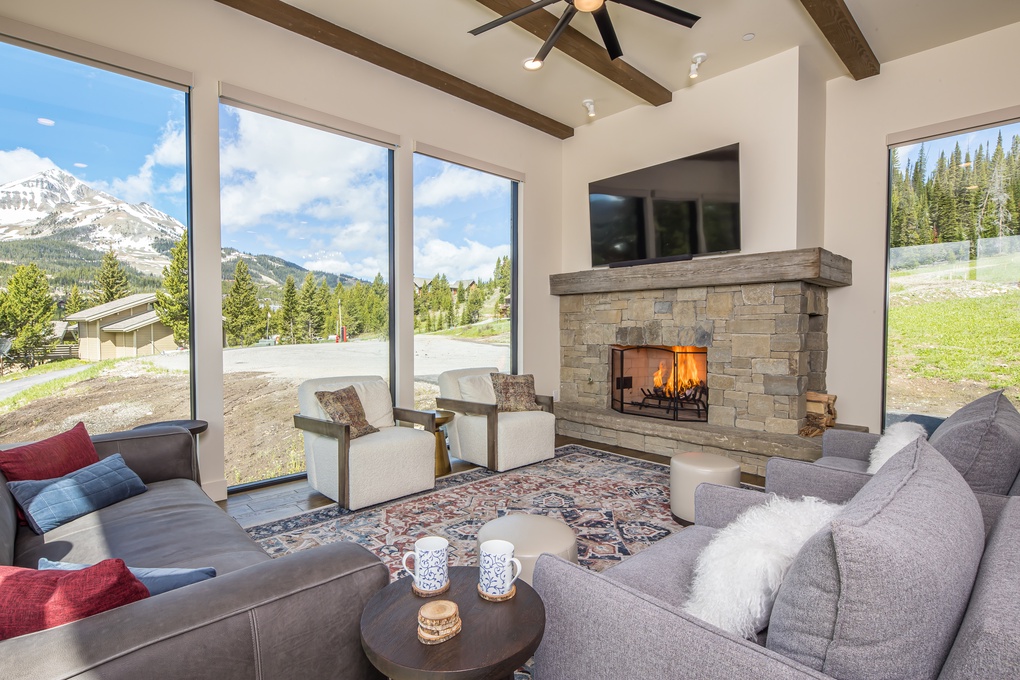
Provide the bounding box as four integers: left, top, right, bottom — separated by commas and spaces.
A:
610, 345, 708, 422
550, 248, 852, 476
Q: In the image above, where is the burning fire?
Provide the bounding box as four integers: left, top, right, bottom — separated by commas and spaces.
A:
652, 346, 702, 396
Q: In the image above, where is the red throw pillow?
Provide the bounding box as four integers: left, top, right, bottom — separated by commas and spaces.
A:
0, 422, 99, 482
0, 559, 149, 640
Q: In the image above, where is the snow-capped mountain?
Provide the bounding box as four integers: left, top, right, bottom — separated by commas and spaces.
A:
0, 168, 185, 275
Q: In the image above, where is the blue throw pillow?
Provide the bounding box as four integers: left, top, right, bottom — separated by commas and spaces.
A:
37, 558, 216, 596
7, 454, 146, 534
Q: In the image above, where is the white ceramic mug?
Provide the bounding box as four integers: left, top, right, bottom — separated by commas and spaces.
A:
478, 539, 522, 597
402, 536, 449, 592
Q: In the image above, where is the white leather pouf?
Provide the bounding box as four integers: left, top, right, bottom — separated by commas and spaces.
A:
670, 451, 741, 523
476, 514, 578, 585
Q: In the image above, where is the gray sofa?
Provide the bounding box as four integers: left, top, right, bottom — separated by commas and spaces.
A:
801, 390, 1020, 496
0, 426, 388, 679
533, 437, 1020, 679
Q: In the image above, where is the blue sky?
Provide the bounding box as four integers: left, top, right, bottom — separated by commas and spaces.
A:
0, 42, 512, 283
896, 122, 1020, 179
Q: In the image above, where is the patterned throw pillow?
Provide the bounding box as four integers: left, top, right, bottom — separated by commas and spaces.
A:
316, 387, 380, 439
491, 373, 543, 413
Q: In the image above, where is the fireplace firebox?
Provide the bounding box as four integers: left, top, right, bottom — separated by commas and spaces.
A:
611, 345, 708, 422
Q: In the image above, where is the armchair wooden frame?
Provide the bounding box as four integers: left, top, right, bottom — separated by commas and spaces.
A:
435, 395, 553, 470
293, 408, 436, 509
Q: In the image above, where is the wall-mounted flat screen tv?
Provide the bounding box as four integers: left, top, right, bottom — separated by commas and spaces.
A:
589, 144, 740, 268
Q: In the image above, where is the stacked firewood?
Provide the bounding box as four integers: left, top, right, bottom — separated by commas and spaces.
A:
800, 391, 837, 437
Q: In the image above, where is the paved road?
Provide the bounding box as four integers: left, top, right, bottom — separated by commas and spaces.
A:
0, 363, 94, 401
147, 335, 511, 383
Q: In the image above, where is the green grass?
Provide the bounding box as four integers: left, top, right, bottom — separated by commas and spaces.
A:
0, 358, 88, 383
432, 319, 510, 340
888, 289, 1020, 389
0, 359, 116, 415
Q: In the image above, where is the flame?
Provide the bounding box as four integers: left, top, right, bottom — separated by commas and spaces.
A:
653, 346, 702, 396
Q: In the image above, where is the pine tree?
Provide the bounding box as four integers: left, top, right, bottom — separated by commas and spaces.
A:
154, 233, 190, 347
461, 286, 484, 325
95, 248, 130, 304
0, 264, 56, 368
222, 259, 263, 347
296, 272, 321, 342
64, 284, 85, 318
279, 275, 298, 344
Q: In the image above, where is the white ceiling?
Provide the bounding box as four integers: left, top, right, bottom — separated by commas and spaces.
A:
285, 0, 1020, 132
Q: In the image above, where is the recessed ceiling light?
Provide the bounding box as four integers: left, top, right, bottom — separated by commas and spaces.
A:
742, 33, 756, 42
523, 58, 544, 71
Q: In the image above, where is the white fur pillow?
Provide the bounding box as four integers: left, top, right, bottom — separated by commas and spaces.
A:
683, 495, 842, 640
867, 421, 928, 473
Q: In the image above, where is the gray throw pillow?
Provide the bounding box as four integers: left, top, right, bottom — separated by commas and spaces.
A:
766, 438, 984, 680
928, 390, 1020, 495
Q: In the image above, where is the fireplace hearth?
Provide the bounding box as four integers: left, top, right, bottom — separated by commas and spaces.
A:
611, 345, 708, 422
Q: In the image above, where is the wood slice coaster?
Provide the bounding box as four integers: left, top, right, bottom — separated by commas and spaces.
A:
412, 579, 450, 598
417, 619, 462, 645
477, 583, 516, 602
418, 600, 460, 631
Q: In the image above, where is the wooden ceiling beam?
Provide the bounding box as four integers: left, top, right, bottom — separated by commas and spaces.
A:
798, 0, 880, 80
213, 0, 574, 139
472, 0, 672, 106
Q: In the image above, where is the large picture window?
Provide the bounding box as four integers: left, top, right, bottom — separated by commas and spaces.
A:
411, 153, 517, 410
218, 102, 393, 486
0, 40, 192, 442
885, 121, 1020, 421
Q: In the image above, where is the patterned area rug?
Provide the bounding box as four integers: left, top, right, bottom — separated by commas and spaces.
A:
246, 444, 682, 578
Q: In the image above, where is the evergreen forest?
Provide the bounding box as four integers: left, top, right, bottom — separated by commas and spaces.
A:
889, 132, 1020, 262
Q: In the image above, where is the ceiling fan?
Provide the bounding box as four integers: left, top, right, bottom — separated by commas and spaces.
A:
470, 0, 700, 70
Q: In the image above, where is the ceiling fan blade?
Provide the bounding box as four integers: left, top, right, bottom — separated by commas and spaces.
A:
612, 0, 700, 28
470, 0, 563, 36
592, 5, 623, 60
532, 4, 579, 63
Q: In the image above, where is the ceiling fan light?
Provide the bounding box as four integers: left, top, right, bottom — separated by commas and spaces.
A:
574, 0, 605, 12
523, 58, 544, 71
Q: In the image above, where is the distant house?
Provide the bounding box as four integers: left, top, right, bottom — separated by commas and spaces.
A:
453, 280, 476, 295
412, 277, 429, 296
65, 293, 177, 361
50, 320, 77, 343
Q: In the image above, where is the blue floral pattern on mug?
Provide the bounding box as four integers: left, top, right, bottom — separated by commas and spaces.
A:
403, 536, 449, 591
479, 539, 521, 596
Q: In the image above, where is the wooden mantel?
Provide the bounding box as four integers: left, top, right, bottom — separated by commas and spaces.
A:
549, 248, 851, 296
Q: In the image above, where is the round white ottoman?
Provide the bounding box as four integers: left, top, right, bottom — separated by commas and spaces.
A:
670, 451, 741, 524
476, 514, 578, 585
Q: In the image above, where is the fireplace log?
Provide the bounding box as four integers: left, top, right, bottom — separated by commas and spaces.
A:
801, 391, 837, 437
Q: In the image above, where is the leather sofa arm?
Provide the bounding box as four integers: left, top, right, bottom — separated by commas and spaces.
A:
693, 484, 771, 529
532, 555, 830, 680
0, 542, 388, 680
91, 426, 196, 485
765, 458, 869, 505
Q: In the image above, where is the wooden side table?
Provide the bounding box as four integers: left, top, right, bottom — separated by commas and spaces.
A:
431, 409, 455, 477
360, 566, 545, 680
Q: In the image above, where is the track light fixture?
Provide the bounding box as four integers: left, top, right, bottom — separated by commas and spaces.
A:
689, 52, 707, 79
582, 99, 596, 118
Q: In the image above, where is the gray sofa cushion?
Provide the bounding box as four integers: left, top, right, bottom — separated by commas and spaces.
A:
939, 496, 1020, 679
928, 390, 1020, 495
603, 524, 716, 610
813, 456, 869, 474
766, 438, 984, 680
14, 479, 269, 575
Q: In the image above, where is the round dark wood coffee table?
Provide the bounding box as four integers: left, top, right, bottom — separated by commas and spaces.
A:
361, 566, 545, 680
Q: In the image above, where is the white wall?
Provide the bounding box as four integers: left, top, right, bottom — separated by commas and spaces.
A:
824, 21, 1020, 431
0, 0, 563, 499
560, 47, 811, 273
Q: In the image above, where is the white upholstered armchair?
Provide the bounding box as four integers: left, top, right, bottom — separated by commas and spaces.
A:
436, 367, 555, 472
294, 375, 436, 510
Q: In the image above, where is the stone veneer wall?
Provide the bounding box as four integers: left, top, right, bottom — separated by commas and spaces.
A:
557, 281, 830, 475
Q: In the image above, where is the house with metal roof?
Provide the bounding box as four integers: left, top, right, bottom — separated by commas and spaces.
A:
64, 293, 177, 361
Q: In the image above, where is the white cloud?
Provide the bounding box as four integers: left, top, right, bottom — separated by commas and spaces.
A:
413, 238, 508, 282
219, 108, 389, 231
413, 214, 446, 242
74, 162, 88, 168
0, 148, 57, 185
36, 118, 55, 127
93, 120, 186, 204
415, 163, 505, 208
